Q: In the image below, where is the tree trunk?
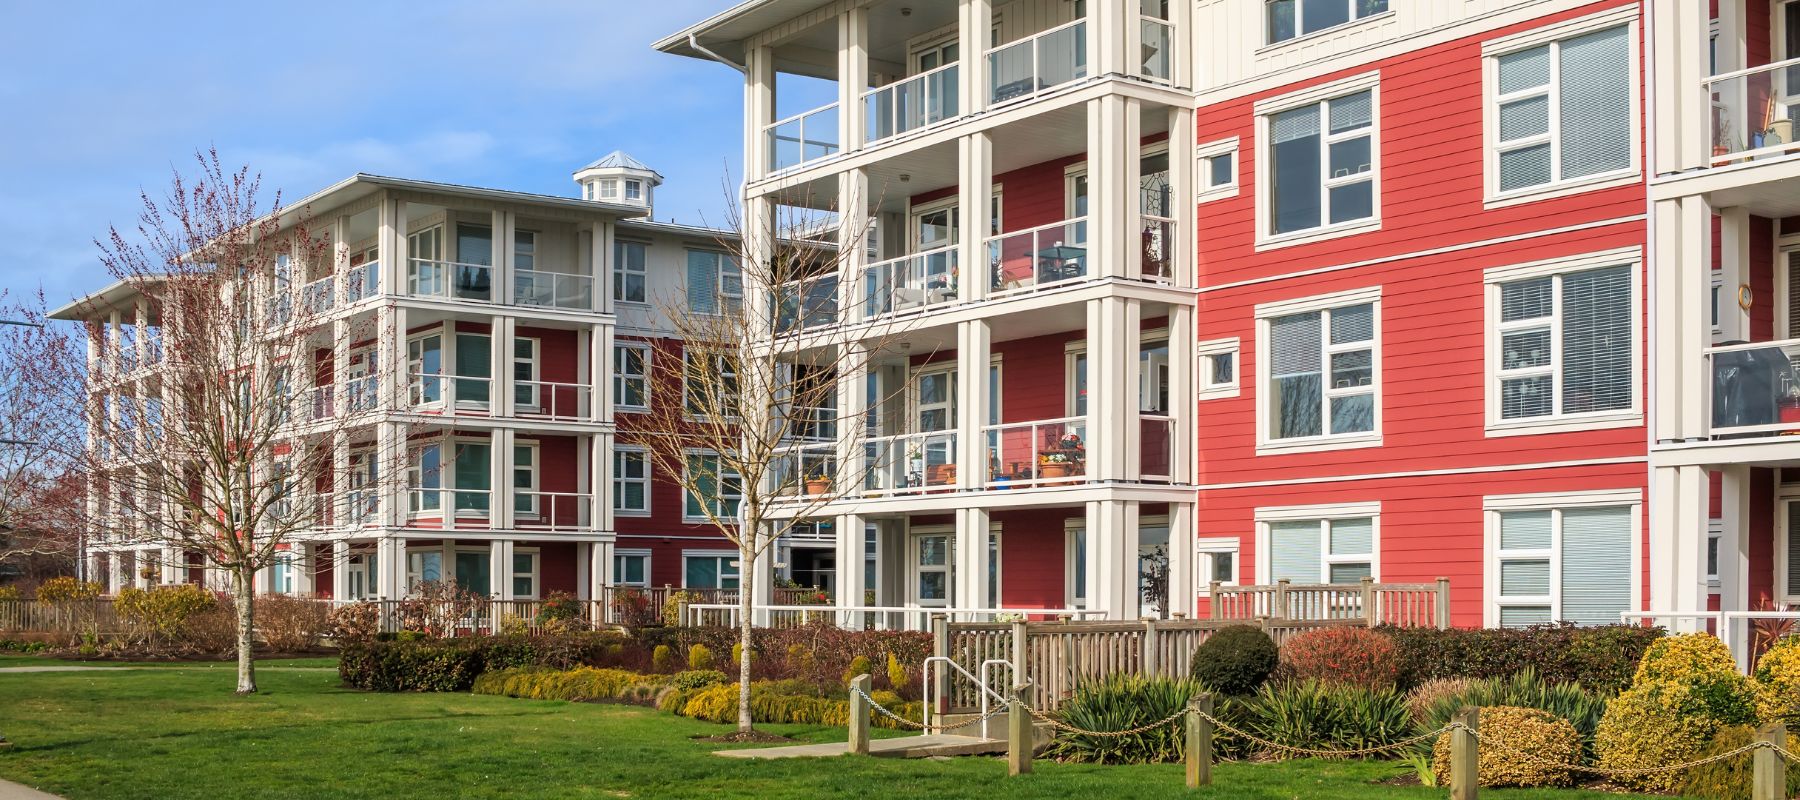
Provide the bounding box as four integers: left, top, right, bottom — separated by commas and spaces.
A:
233, 566, 258, 695
737, 549, 754, 734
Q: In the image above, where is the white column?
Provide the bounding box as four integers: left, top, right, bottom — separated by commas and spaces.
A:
1086, 95, 1132, 279
838, 6, 869, 151
491, 428, 515, 530
1719, 207, 1751, 341
836, 344, 869, 492
85, 552, 101, 585
956, 320, 992, 489
959, 0, 991, 115
955, 508, 993, 610
958, 133, 993, 303
575, 542, 592, 601
1718, 465, 1752, 665
159, 546, 180, 585
591, 324, 612, 424
492, 210, 515, 307
1168, 302, 1195, 483
1089, 0, 1124, 77
592, 433, 612, 534
332, 540, 351, 600
294, 543, 316, 596
379, 196, 409, 295
744, 46, 776, 183
1167, 106, 1197, 288
1650, 464, 1711, 632
1085, 298, 1135, 481
332, 432, 351, 528
377, 536, 403, 599
1166, 503, 1195, 618
838, 168, 869, 323
490, 315, 514, 417
595, 539, 616, 590
835, 514, 867, 617
491, 539, 515, 601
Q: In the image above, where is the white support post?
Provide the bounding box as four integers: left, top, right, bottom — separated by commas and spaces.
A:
490, 315, 515, 418
595, 539, 616, 592
492, 427, 516, 530
1085, 298, 1133, 481
956, 320, 992, 489
1719, 465, 1752, 667
1086, 95, 1134, 279
1719, 207, 1751, 341
377, 536, 403, 600
1168, 302, 1195, 483
959, 0, 991, 115
1167, 106, 1197, 288
1650, 464, 1711, 632
332, 432, 351, 529
957, 508, 993, 610
836, 344, 869, 490
575, 542, 592, 601
958, 132, 993, 304
745, 46, 776, 183
294, 543, 316, 596
493, 210, 515, 307
492, 539, 515, 601
1089, 0, 1124, 77
836, 513, 867, 616
1677, 198, 1710, 439
838, 168, 869, 323
333, 214, 351, 302
1166, 503, 1195, 618
838, 6, 869, 151
332, 540, 351, 600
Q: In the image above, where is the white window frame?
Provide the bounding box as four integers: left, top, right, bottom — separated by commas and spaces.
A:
909, 525, 954, 608
1196, 137, 1241, 203
1064, 164, 1089, 220
682, 449, 742, 523
1195, 536, 1241, 597
600, 179, 619, 200
1482, 247, 1642, 437
1480, 8, 1641, 208
614, 239, 648, 305
1253, 72, 1382, 250
511, 548, 541, 600
271, 552, 295, 595
1779, 491, 1800, 604
1481, 488, 1643, 628
1197, 337, 1241, 399
1254, 286, 1383, 454
625, 179, 643, 201
614, 341, 651, 413
910, 363, 958, 434
513, 336, 539, 412
613, 445, 651, 517
1253, 502, 1382, 584
683, 351, 739, 420
1064, 519, 1087, 609
1260, 0, 1393, 50
1707, 518, 1722, 589
613, 549, 652, 588
682, 549, 741, 590
512, 441, 539, 520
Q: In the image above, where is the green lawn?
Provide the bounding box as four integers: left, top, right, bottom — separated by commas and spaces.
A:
0, 654, 1655, 800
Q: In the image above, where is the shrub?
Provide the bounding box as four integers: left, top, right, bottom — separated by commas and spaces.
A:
181, 605, 239, 653
35, 577, 101, 603
1635, 632, 1744, 685
661, 590, 697, 627
1677, 724, 1800, 800
731, 643, 748, 666
339, 633, 636, 692
1406, 677, 1475, 724
1415, 668, 1608, 758
0, 639, 49, 653
254, 594, 329, 652
328, 601, 380, 642
1430, 706, 1580, 788
1279, 626, 1398, 688
687, 643, 714, 671
534, 591, 588, 633
1241, 679, 1413, 758
1189, 625, 1278, 696
664, 680, 922, 730
1596, 634, 1759, 793
651, 644, 673, 673
843, 655, 873, 685
886, 651, 909, 694
608, 588, 655, 629
472, 666, 654, 702
0, 586, 22, 601
671, 669, 727, 690
1751, 637, 1800, 723
116, 584, 217, 642
1044, 675, 1205, 764
1383, 624, 1661, 692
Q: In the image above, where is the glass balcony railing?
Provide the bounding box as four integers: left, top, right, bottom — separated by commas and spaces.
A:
772, 441, 838, 498
346, 262, 379, 303
1140, 12, 1173, 82
1706, 57, 1800, 164
1139, 413, 1174, 481
987, 20, 1087, 105
986, 217, 1088, 296
983, 417, 1086, 488
409, 259, 493, 302
766, 103, 841, 173
776, 273, 840, 333
863, 247, 958, 319
864, 431, 958, 496
301, 276, 335, 315
514, 269, 594, 311
1707, 337, 1800, 437
864, 62, 960, 144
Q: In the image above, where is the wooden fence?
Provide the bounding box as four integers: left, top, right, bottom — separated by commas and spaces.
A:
0, 599, 140, 636
1210, 577, 1450, 629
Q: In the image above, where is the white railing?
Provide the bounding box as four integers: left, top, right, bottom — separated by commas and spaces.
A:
346, 375, 380, 414
1705, 337, 1800, 437
409, 372, 494, 411
513, 380, 592, 421
513, 491, 594, 531
1705, 56, 1800, 165
302, 386, 334, 422
772, 441, 838, 498
1140, 413, 1174, 481
1622, 609, 1800, 673
407, 488, 496, 527
346, 262, 380, 302
865, 431, 959, 496
986, 217, 1088, 296
987, 20, 1087, 105
514, 269, 594, 311
408, 259, 494, 302
776, 273, 840, 333
683, 602, 1104, 632
922, 655, 1012, 737
301, 276, 335, 315
788, 404, 836, 442
328, 490, 382, 528
862, 246, 958, 319
983, 417, 1086, 488
864, 62, 960, 144
766, 103, 841, 173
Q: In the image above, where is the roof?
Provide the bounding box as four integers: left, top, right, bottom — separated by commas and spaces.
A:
580, 151, 663, 181
653, 0, 837, 66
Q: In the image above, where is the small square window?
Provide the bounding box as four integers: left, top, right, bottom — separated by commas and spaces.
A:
1198, 338, 1240, 399
625, 180, 643, 201
1196, 139, 1240, 202
1207, 153, 1234, 188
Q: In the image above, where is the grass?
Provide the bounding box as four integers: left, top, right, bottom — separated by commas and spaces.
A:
0, 654, 1656, 800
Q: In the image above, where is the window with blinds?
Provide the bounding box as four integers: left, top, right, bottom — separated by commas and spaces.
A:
1267, 516, 1374, 583
1492, 24, 1632, 194
1268, 302, 1377, 439
1787, 501, 1800, 602
1493, 504, 1631, 627
1268, 89, 1376, 236
1494, 264, 1632, 421
685, 250, 742, 315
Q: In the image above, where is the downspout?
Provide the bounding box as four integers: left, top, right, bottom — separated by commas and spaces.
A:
690, 33, 747, 74
1641, 0, 1658, 623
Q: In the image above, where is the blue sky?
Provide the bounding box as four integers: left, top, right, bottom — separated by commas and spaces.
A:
0, 0, 818, 304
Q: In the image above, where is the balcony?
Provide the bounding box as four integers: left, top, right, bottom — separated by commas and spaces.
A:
983, 417, 1086, 488
1707, 58, 1800, 166
408, 373, 592, 421
986, 20, 1087, 106
1707, 337, 1800, 438
864, 62, 959, 145
514, 269, 594, 311
346, 262, 380, 303
865, 430, 958, 496
986, 217, 1088, 296
405, 488, 594, 532
301, 276, 334, 316
863, 247, 957, 319
409, 259, 493, 303
766, 103, 841, 173
776, 273, 840, 333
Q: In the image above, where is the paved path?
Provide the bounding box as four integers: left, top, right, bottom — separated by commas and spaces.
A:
0, 777, 63, 800
715, 734, 1004, 759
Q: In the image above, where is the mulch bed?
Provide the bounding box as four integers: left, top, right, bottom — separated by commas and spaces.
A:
691, 731, 798, 744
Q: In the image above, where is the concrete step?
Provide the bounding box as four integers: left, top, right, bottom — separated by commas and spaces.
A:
868, 734, 1006, 759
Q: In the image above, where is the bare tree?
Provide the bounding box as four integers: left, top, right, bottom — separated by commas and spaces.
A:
10, 151, 390, 693
621, 191, 920, 735
0, 310, 85, 580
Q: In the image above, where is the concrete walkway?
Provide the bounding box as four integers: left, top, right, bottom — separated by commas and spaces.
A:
715, 734, 1005, 759
0, 778, 64, 800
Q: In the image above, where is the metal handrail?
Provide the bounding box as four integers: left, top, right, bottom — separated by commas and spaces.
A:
1703, 55, 1800, 86
862, 61, 961, 144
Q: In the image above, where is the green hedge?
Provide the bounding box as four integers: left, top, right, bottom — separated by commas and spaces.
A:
339, 632, 634, 692
1382, 624, 1662, 693
474, 666, 921, 729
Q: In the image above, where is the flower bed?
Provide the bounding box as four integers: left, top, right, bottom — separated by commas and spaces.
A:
471, 665, 922, 729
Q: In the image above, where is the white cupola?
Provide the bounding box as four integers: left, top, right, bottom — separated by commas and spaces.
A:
574, 151, 662, 214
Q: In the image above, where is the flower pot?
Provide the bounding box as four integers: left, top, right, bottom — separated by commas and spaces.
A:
805, 479, 832, 495
1040, 462, 1071, 479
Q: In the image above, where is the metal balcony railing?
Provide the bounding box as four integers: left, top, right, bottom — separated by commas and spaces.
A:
986, 20, 1087, 105
863, 246, 958, 319
864, 62, 960, 144
766, 103, 841, 173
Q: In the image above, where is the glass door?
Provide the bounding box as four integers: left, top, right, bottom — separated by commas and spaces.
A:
454, 224, 494, 301
408, 226, 442, 296
454, 551, 492, 597
912, 369, 956, 487
408, 335, 442, 406
453, 442, 492, 518
1138, 523, 1171, 618
453, 333, 491, 410
911, 204, 957, 300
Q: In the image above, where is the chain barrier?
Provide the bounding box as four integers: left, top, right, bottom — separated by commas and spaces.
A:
1465, 727, 1796, 778
1017, 701, 1193, 738
1191, 710, 1456, 757
850, 686, 1010, 733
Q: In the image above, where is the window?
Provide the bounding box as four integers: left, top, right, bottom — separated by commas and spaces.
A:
1261, 513, 1377, 584
600, 179, 618, 200
583, 182, 594, 201
912, 531, 951, 607
614, 447, 650, 516
1486, 254, 1635, 431
407, 334, 443, 405
1486, 492, 1637, 627
685, 250, 742, 314
1707, 519, 1722, 587
409, 443, 443, 513
614, 241, 647, 303
513, 443, 537, 517
1259, 290, 1379, 447
271, 553, 294, 594
684, 352, 739, 418
614, 342, 650, 412
1488, 21, 1633, 198
625, 180, 643, 201
511, 551, 539, 599
407, 549, 443, 588
1198, 338, 1240, 399
1197, 139, 1240, 202
614, 550, 650, 587
1067, 524, 1088, 608
683, 452, 742, 521
684, 552, 740, 589
1266, 87, 1376, 238
1782, 499, 1800, 602
1196, 537, 1241, 595
515, 231, 536, 271
513, 337, 538, 410
1266, 0, 1388, 44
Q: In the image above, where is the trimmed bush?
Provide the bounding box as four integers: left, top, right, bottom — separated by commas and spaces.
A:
687, 643, 714, 671
1189, 625, 1278, 696
671, 669, 727, 690
339, 633, 635, 692
1383, 624, 1661, 692
1430, 706, 1580, 788
116, 584, 216, 641
669, 681, 922, 729
1241, 679, 1413, 758
651, 644, 673, 673
1044, 675, 1205, 764
34, 577, 101, 603
1415, 668, 1608, 757
1677, 724, 1800, 800
1752, 637, 1800, 723
842, 655, 873, 685
472, 666, 652, 701
1279, 626, 1399, 688
1596, 634, 1759, 793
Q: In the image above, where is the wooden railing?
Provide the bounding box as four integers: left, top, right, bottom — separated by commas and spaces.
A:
0, 599, 139, 635
1210, 577, 1449, 629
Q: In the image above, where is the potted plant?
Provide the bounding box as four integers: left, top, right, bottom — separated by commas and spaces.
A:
804, 468, 832, 495
1040, 453, 1073, 479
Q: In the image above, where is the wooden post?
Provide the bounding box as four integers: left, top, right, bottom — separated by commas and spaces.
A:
1274, 579, 1290, 620
1753, 722, 1787, 800
931, 614, 950, 718
847, 674, 872, 755
1186, 693, 1213, 789
1207, 581, 1221, 618
1435, 578, 1452, 630
1009, 619, 1028, 700
1451, 706, 1479, 800
1360, 576, 1377, 627
1008, 683, 1033, 776
1142, 617, 1158, 677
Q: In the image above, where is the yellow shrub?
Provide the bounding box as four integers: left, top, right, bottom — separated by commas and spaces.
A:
470, 667, 650, 702
1634, 633, 1740, 686
115, 584, 216, 639
35, 577, 101, 603
886, 652, 908, 690
688, 643, 714, 671
651, 644, 673, 673
1431, 706, 1580, 788
842, 655, 872, 685
1596, 681, 1749, 793
1678, 724, 1800, 800
1752, 638, 1800, 722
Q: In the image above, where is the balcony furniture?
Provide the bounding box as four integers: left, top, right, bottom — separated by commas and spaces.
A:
1036, 244, 1086, 283
1712, 342, 1800, 433
993, 78, 1033, 102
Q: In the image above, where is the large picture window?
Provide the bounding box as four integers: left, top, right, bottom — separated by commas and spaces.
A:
1487, 495, 1635, 627
1262, 294, 1378, 444
1490, 23, 1633, 196
1489, 260, 1633, 427
1266, 88, 1376, 237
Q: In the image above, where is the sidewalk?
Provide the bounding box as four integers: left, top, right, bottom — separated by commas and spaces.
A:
0, 778, 62, 800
